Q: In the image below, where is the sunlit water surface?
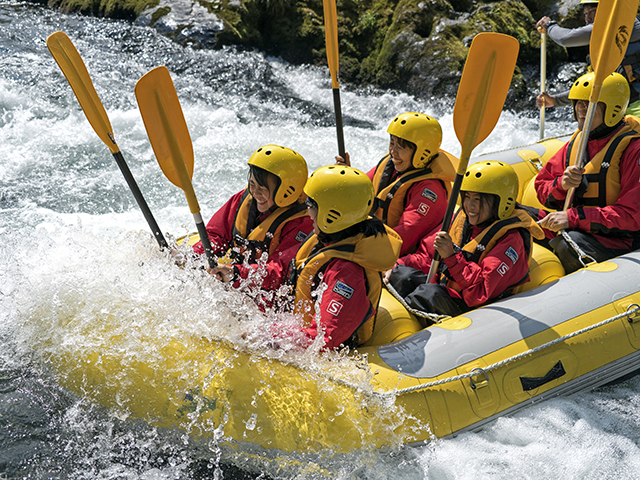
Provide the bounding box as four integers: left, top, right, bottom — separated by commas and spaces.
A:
2, 1, 640, 478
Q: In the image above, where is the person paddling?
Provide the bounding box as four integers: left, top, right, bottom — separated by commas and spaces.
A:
191, 145, 313, 282
211, 165, 402, 349
534, 72, 640, 273
387, 161, 544, 317
336, 112, 458, 256
536, 0, 640, 115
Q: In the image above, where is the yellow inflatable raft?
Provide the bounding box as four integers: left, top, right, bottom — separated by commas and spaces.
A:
47, 135, 640, 453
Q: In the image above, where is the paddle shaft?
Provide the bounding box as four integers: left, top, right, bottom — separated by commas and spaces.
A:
323, 0, 345, 157
112, 150, 169, 249
562, 97, 599, 210
332, 88, 346, 157
425, 174, 464, 282
540, 32, 546, 141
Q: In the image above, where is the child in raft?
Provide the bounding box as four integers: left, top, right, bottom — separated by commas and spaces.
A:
336, 112, 458, 256
387, 161, 544, 316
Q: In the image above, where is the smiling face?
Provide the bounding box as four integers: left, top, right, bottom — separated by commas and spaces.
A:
248, 172, 277, 213
388, 135, 416, 173
462, 192, 495, 226
575, 100, 605, 132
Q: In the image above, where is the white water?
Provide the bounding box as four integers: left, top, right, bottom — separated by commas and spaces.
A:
2, 1, 640, 478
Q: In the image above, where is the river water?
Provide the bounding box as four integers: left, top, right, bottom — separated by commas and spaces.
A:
3, 1, 640, 478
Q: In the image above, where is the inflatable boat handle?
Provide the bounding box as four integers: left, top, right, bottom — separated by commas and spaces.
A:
469, 367, 490, 390
627, 304, 640, 324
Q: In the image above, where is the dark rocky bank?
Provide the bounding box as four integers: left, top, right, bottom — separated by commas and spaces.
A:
29, 0, 640, 110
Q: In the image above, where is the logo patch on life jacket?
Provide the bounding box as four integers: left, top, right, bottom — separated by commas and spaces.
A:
421, 188, 438, 203
497, 262, 510, 277
333, 281, 354, 299
295, 230, 308, 243
327, 299, 344, 315
417, 203, 430, 216
504, 246, 518, 264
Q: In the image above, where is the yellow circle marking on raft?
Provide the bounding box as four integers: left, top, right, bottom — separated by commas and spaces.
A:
437, 316, 472, 330
586, 261, 618, 273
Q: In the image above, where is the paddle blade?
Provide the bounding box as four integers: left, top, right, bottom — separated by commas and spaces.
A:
590, 0, 640, 89
47, 31, 118, 154
134, 66, 195, 191
453, 33, 519, 170
322, 0, 340, 89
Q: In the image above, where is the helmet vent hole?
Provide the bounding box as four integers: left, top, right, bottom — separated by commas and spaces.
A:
265, 150, 272, 155
475, 172, 482, 178
326, 210, 341, 223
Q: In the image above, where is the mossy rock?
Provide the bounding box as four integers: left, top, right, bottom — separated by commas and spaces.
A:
47, 0, 156, 19
370, 0, 538, 100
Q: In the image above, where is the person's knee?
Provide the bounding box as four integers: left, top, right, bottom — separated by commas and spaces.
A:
550, 236, 581, 274
388, 265, 427, 298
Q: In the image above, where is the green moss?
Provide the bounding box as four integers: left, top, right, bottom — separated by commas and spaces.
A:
149, 5, 170, 25
49, 0, 158, 19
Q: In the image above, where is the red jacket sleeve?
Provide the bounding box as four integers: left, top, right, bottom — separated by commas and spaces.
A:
301, 259, 372, 349
397, 230, 437, 274
192, 190, 245, 255
235, 216, 314, 291
444, 230, 529, 307
534, 142, 570, 210
393, 179, 448, 256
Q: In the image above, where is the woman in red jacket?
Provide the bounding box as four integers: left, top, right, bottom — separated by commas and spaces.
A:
192, 145, 313, 282
336, 112, 457, 256
388, 161, 544, 317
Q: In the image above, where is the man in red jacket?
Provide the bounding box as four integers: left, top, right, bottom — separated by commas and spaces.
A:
535, 72, 640, 273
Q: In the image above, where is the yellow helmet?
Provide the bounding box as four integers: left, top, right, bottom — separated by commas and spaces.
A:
569, 71, 629, 127
247, 145, 308, 207
386, 112, 442, 169
461, 161, 518, 220
304, 165, 374, 234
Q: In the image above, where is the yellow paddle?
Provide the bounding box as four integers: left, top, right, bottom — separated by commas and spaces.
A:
46, 31, 169, 250
427, 33, 519, 282
563, 0, 639, 210
134, 66, 216, 269
322, 0, 345, 157
539, 30, 547, 141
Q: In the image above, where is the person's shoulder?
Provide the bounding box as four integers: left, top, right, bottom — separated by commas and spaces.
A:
325, 258, 365, 277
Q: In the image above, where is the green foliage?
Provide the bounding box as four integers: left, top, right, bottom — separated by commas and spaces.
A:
42, 0, 607, 102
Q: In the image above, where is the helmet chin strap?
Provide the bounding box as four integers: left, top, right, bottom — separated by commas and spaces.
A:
589, 120, 624, 140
